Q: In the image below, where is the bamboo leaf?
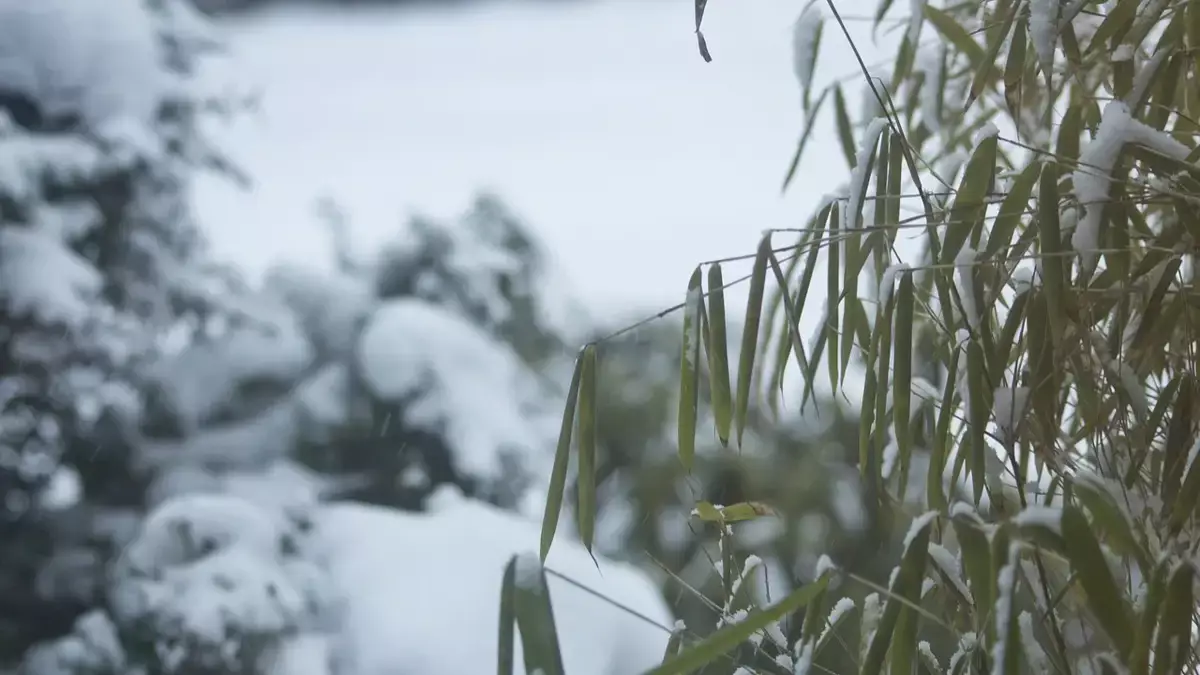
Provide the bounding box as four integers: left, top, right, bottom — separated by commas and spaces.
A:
1062, 506, 1135, 660
736, 237, 771, 447
894, 272, 915, 497
993, 542, 1021, 675
783, 87, 832, 193
1152, 562, 1194, 675
1003, 16, 1027, 119
1038, 161, 1067, 344
576, 344, 598, 556
1073, 475, 1150, 573
540, 352, 584, 561
1086, 0, 1139, 54
861, 513, 938, 675
648, 572, 833, 675
923, 5, 986, 66
966, 0, 1019, 113
966, 337, 989, 504
499, 558, 517, 675
833, 84, 857, 168
928, 350, 959, 511
510, 554, 567, 675
941, 131, 999, 265
706, 264, 734, 446
768, 251, 811, 376
952, 508, 993, 632
678, 268, 703, 470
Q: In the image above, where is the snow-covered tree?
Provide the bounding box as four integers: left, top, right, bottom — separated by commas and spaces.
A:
0, 0, 277, 667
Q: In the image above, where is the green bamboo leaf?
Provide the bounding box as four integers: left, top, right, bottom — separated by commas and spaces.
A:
1062, 506, 1135, 660
510, 554, 567, 675
1086, 0, 1139, 53
992, 542, 1021, 675
736, 237, 771, 447
679, 267, 703, 470
1131, 256, 1183, 353
965, 337, 989, 504
706, 264, 733, 446
928, 350, 959, 511
540, 351, 584, 561
1129, 376, 1182, 486
499, 558, 517, 675
1057, 103, 1083, 179
833, 84, 857, 168
966, 0, 1019, 113
1073, 475, 1150, 572
717, 501, 779, 522
648, 572, 833, 675
1169, 435, 1200, 534
861, 512, 938, 675
894, 272, 915, 498
1002, 16, 1026, 119
783, 86, 832, 193
941, 130, 999, 265
768, 251, 811, 376
990, 289, 1028, 378
872, 0, 896, 37
1130, 557, 1170, 675
661, 623, 686, 664
923, 5, 986, 66
1191, 0, 1200, 88
827, 204, 841, 394
951, 507, 993, 631
576, 344, 597, 555
1037, 161, 1067, 344
1152, 562, 1194, 675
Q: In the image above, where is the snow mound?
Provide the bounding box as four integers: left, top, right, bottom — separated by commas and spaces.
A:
355, 298, 558, 484
317, 500, 673, 675
0, 227, 102, 326
264, 263, 375, 362
0, 0, 167, 127
108, 492, 337, 675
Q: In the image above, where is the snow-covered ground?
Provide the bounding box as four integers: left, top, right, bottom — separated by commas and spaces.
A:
194, 0, 892, 321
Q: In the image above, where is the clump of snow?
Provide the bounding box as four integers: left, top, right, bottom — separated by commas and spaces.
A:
514, 551, 545, 592
264, 263, 375, 362
991, 543, 1019, 675
147, 307, 314, 433
355, 298, 558, 487
1073, 101, 1192, 277
791, 6, 822, 97
845, 117, 890, 230
974, 122, 1000, 146
918, 46, 945, 133
1014, 505, 1063, 534
319, 500, 672, 675
20, 610, 126, 675
879, 264, 909, 306
0, 0, 167, 127
904, 511, 939, 549
992, 385, 1030, 443
1028, 0, 1058, 78
954, 245, 982, 329
0, 227, 102, 327
814, 554, 837, 578
1111, 44, 1135, 62
108, 492, 336, 675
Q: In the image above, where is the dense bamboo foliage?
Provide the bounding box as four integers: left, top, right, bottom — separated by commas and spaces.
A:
503, 0, 1200, 672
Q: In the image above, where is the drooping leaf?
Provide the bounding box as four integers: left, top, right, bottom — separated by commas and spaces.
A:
1062, 506, 1135, 660
783, 87, 832, 192
678, 267, 703, 470
510, 555, 567, 675
736, 237, 771, 447
861, 513, 937, 675
923, 5, 986, 66
575, 344, 598, 556
540, 351, 585, 561
706, 264, 733, 446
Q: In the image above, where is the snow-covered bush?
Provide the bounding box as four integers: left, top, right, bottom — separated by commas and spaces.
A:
106, 492, 335, 675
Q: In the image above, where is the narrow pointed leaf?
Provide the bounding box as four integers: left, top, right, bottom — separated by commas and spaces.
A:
540, 352, 584, 561
706, 264, 733, 446
923, 5, 986, 65
648, 572, 833, 675
1062, 506, 1135, 660
575, 344, 598, 555
894, 272, 915, 497
678, 268, 703, 470
511, 555, 567, 675
736, 237, 771, 447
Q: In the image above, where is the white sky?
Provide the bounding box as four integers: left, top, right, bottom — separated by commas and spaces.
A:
193, 0, 898, 325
